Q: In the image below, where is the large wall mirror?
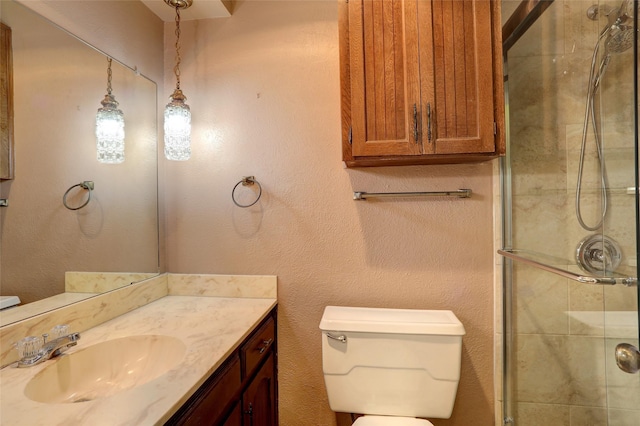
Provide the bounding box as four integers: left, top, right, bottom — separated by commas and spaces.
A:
0, 0, 159, 326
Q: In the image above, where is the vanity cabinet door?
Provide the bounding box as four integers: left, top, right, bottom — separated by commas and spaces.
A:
223, 403, 243, 426
427, 0, 497, 156
347, 0, 422, 157
242, 354, 277, 426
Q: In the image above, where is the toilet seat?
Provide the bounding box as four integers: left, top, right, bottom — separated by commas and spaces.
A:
353, 416, 434, 426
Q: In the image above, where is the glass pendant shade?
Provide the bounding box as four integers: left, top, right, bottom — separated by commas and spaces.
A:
164, 89, 191, 161
96, 93, 125, 164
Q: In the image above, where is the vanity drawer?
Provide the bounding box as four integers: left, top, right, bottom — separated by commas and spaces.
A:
241, 317, 275, 378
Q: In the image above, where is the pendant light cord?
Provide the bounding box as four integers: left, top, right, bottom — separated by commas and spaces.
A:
106, 58, 113, 95
174, 6, 182, 90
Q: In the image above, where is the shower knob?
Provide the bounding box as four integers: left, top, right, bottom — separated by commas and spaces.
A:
575, 234, 622, 274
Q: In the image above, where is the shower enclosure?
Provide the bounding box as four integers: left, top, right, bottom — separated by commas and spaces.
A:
500, 0, 640, 424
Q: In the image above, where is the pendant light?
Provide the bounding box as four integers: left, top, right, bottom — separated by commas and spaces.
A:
164, 0, 192, 161
95, 57, 125, 164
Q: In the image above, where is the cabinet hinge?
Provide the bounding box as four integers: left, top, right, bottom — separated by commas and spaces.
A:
348, 126, 352, 145
493, 121, 497, 136
413, 104, 419, 143
426, 103, 432, 143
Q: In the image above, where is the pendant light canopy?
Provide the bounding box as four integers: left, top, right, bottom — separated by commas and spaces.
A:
164, 0, 192, 161
96, 57, 125, 164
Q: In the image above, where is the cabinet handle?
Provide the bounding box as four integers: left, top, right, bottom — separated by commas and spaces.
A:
245, 402, 254, 422
413, 103, 419, 143
427, 102, 432, 143
258, 338, 274, 354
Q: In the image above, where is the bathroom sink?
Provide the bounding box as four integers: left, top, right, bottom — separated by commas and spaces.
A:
24, 335, 186, 404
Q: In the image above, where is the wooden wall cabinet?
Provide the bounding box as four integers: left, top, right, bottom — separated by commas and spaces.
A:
340, 0, 505, 167
166, 308, 277, 426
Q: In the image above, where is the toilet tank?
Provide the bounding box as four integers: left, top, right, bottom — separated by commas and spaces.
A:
319, 306, 465, 419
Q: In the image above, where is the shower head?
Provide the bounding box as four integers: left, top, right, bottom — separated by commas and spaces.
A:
609, 0, 634, 53
606, 22, 634, 53
589, 0, 635, 53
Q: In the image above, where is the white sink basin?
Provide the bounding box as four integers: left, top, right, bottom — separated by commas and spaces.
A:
24, 335, 186, 404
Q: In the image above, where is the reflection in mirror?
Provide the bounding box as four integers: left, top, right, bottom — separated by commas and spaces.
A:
0, 0, 159, 326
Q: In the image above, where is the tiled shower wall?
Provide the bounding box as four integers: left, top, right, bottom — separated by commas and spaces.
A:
503, 0, 640, 424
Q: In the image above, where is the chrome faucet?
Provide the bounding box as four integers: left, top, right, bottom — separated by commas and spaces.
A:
15, 326, 80, 368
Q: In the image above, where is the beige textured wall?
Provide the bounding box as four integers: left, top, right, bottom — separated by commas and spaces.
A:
164, 1, 496, 424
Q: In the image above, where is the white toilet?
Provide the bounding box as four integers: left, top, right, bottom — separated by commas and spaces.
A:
319, 306, 466, 426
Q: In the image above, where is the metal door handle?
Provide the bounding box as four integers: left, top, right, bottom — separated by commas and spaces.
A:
326, 333, 347, 343
615, 343, 640, 374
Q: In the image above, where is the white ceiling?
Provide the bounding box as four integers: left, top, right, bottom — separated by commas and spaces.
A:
141, 0, 232, 21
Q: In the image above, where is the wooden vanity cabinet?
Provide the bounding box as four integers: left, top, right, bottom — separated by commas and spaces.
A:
340, 0, 505, 167
240, 316, 277, 426
166, 308, 277, 426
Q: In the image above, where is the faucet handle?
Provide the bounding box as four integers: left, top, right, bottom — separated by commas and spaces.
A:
50, 324, 70, 339
15, 336, 43, 359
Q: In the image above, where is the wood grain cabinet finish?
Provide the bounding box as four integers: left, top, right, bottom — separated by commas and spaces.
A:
341, 0, 505, 167
166, 309, 278, 426
242, 354, 276, 426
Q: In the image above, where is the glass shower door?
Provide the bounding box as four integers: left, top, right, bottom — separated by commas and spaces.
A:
500, 0, 640, 424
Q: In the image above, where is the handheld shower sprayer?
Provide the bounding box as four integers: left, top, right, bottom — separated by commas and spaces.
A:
587, 0, 634, 54
576, 0, 634, 231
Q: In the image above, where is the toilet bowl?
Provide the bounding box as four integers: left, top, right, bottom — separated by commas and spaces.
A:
352, 415, 433, 426
319, 306, 465, 425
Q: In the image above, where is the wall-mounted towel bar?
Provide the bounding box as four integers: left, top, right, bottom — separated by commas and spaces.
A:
353, 189, 471, 201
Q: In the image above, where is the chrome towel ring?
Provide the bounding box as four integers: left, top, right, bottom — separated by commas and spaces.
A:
63, 181, 94, 211
232, 176, 262, 208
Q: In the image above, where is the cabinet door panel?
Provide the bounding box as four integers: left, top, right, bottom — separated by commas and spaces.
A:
172, 357, 242, 426
223, 403, 242, 426
351, 0, 422, 156
429, 0, 495, 154
242, 354, 276, 426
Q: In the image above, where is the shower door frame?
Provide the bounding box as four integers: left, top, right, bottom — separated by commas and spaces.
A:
500, 0, 640, 424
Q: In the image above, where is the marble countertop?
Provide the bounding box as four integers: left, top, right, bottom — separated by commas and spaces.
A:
1, 292, 98, 327
0, 295, 277, 426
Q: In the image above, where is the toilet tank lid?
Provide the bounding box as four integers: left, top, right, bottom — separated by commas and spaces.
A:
319, 306, 465, 336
